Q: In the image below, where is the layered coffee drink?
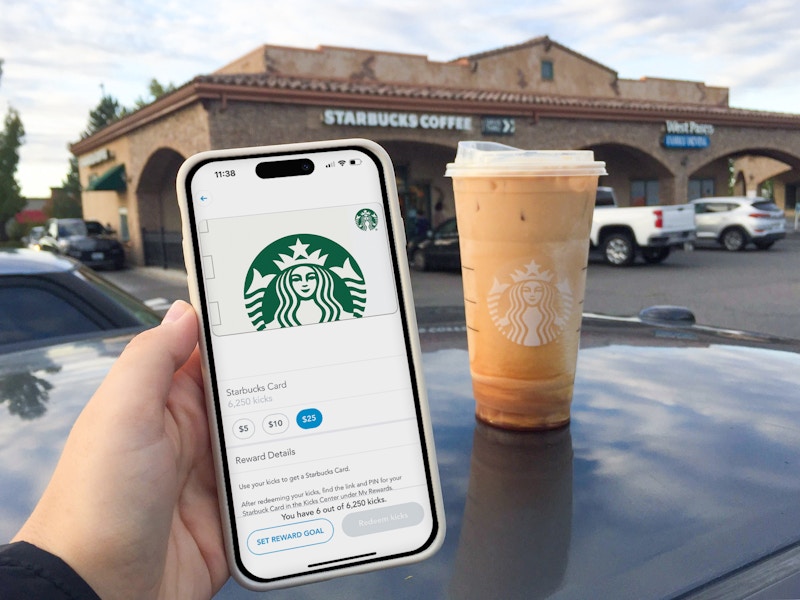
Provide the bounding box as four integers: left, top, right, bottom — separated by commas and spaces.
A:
446, 142, 605, 430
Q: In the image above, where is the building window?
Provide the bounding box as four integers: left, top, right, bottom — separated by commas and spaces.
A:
541, 60, 554, 81
118, 207, 130, 242
631, 179, 660, 206
688, 178, 715, 200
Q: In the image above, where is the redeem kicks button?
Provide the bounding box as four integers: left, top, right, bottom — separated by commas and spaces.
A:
247, 518, 333, 555
342, 502, 424, 537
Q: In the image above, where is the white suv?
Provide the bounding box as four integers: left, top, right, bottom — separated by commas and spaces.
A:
690, 196, 786, 251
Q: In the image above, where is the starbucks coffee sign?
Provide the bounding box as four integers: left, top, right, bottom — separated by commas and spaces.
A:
323, 108, 473, 131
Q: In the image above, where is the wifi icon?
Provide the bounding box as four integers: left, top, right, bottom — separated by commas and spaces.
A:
338, 160, 347, 166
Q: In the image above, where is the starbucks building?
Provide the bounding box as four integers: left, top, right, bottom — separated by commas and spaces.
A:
70, 36, 800, 267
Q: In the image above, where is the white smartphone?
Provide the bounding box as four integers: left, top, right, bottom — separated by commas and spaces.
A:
176, 139, 444, 590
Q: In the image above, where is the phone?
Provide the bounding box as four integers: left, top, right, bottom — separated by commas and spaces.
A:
176, 139, 444, 590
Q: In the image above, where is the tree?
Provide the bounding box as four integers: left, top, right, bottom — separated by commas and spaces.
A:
81, 79, 176, 138
52, 156, 82, 218
132, 78, 176, 109
0, 58, 25, 241
82, 92, 125, 138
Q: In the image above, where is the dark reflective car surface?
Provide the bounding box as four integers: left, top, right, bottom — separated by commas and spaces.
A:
0, 249, 161, 353
408, 218, 461, 271
3, 314, 800, 599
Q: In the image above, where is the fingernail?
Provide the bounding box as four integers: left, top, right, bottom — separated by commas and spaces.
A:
162, 300, 187, 324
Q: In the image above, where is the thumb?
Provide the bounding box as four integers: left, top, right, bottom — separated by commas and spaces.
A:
95, 300, 199, 418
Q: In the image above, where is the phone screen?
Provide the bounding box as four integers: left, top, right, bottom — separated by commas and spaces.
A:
181, 143, 441, 586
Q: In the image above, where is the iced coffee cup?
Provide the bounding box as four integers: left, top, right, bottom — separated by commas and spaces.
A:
445, 141, 606, 430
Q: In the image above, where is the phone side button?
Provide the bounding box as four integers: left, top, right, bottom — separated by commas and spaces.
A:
247, 518, 334, 555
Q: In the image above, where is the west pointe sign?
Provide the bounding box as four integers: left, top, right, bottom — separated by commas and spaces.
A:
323, 109, 473, 131
662, 120, 715, 149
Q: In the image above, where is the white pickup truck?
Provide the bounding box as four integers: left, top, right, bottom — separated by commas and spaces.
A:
591, 187, 696, 266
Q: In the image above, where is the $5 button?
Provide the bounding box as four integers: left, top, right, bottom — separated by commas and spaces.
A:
297, 408, 322, 429
232, 418, 255, 439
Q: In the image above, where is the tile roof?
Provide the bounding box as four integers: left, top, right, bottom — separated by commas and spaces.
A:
194, 72, 800, 125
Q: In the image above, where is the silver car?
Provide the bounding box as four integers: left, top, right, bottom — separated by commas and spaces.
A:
691, 196, 786, 251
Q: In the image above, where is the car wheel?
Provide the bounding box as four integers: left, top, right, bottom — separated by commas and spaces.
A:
721, 227, 748, 251
753, 240, 774, 250
641, 247, 671, 264
412, 249, 428, 271
603, 233, 635, 266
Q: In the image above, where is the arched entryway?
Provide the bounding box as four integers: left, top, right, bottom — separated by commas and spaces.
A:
375, 140, 456, 238
584, 143, 674, 206
137, 148, 185, 268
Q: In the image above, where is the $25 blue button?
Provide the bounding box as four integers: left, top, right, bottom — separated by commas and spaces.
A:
297, 408, 322, 429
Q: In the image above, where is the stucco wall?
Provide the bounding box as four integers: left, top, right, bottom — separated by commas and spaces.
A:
213, 41, 730, 107
81, 191, 123, 230
127, 103, 211, 187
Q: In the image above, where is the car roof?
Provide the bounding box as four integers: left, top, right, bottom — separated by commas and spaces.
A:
690, 196, 768, 204
4, 318, 800, 599
0, 248, 79, 275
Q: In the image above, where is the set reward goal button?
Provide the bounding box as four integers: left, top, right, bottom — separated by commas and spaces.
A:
247, 518, 334, 555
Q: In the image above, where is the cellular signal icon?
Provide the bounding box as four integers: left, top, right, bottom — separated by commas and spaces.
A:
325, 161, 336, 168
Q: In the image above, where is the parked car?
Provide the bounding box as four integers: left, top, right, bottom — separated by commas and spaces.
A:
591, 186, 696, 266
407, 217, 461, 271
690, 196, 786, 251
0, 248, 160, 353
23, 225, 46, 250
3, 305, 800, 599
38, 217, 126, 270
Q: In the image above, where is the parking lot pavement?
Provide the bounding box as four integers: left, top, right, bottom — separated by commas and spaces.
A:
104, 266, 189, 314
106, 227, 800, 340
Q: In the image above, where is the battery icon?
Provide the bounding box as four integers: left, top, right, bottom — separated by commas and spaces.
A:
349, 158, 362, 166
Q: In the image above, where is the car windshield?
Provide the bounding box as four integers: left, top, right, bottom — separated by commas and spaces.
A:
58, 221, 88, 237
85, 221, 105, 235
595, 189, 616, 207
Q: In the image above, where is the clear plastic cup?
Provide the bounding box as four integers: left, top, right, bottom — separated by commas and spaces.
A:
446, 142, 606, 430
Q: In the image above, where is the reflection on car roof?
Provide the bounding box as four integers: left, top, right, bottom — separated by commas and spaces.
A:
0, 249, 77, 276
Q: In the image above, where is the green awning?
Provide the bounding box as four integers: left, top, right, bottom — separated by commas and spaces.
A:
87, 163, 126, 191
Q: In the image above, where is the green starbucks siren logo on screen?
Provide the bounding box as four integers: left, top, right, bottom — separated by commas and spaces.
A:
355, 208, 378, 231
244, 235, 366, 330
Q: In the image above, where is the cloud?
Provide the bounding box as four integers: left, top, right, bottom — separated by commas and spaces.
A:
2, 0, 800, 196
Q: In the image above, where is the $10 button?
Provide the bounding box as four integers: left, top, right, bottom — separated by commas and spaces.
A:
297, 408, 322, 429
263, 414, 289, 435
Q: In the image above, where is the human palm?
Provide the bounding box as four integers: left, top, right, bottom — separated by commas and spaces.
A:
14, 302, 229, 600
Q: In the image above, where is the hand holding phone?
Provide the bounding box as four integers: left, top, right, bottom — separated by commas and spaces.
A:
176, 139, 444, 590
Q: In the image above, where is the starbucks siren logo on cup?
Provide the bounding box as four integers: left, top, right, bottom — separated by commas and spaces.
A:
488, 260, 573, 347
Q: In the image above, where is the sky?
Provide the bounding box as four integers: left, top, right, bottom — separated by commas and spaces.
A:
1, 0, 799, 198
